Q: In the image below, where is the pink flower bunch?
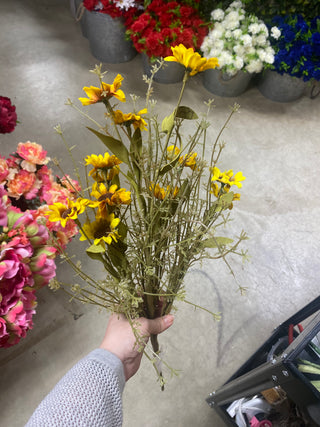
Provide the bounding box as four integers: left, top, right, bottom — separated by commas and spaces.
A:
0, 186, 57, 348
0, 142, 81, 250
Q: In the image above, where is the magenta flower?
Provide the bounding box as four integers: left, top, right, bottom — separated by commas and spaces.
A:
0, 292, 37, 348
30, 247, 57, 288
0, 96, 17, 134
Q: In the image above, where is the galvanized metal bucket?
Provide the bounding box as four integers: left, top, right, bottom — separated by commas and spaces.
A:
142, 54, 185, 84
203, 68, 252, 97
86, 12, 137, 63
258, 69, 306, 102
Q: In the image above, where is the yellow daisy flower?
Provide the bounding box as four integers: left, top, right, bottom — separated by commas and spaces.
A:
91, 182, 131, 217
79, 74, 126, 105
211, 166, 232, 185
150, 183, 179, 201
167, 145, 181, 160
164, 44, 219, 76
85, 153, 122, 177
79, 213, 120, 247
46, 198, 86, 227
180, 152, 197, 170
224, 170, 246, 189
113, 108, 148, 131
167, 146, 197, 170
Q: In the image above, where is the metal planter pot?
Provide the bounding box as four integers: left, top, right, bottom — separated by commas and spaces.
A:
141, 54, 185, 84
86, 11, 137, 63
258, 69, 306, 103
70, 0, 88, 38
203, 68, 252, 97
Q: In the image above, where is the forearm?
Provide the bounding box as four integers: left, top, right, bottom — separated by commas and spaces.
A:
26, 349, 125, 427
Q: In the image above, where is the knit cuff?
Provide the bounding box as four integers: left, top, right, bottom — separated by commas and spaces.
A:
87, 348, 126, 393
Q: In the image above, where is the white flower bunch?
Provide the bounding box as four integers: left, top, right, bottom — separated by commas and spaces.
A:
114, 0, 138, 11
201, 1, 281, 76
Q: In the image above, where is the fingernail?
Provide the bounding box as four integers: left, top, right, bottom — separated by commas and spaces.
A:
164, 314, 174, 326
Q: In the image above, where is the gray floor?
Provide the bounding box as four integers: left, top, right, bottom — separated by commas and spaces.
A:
1, 1, 320, 426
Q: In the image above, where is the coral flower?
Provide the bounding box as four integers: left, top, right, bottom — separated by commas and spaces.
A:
79, 214, 120, 247
165, 44, 219, 76
46, 199, 85, 227
113, 108, 148, 131
79, 74, 126, 105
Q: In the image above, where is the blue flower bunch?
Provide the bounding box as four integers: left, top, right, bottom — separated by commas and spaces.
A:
269, 14, 320, 81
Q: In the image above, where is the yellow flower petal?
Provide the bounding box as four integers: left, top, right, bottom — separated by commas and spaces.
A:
165, 44, 219, 76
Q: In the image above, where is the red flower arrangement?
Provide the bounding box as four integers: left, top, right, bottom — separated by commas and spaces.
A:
83, 0, 143, 26
0, 96, 17, 134
126, 0, 209, 58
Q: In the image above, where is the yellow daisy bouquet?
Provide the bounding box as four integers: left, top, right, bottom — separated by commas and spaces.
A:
49, 45, 248, 386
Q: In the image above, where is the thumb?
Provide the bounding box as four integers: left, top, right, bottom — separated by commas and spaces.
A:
144, 314, 174, 336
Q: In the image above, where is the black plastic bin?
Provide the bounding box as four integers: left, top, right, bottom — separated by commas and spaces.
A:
207, 296, 320, 425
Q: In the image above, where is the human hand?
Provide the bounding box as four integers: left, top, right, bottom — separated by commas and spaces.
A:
100, 313, 174, 381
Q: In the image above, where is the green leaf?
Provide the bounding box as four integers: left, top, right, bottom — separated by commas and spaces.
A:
179, 178, 192, 199
176, 106, 198, 120
131, 127, 142, 157
112, 173, 120, 188
87, 127, 130, 165
158, 154, 180, 176
161, 110, 175, 134
86, 243, 105, 254
107, 244, 128, 270
201, 237, 234, 249
127, 171, 147, 214
118, 221, 128, 242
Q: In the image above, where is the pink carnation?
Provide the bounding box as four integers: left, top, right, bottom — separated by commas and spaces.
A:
30, 247, 57, 288
59, 175, 81, 194
0, 292, 37, 348
6, 169, 36, 199
17, 142, 49, 171
0, 157, 9, 184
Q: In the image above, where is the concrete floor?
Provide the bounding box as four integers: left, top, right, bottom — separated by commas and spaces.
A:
1, 1, 320, 426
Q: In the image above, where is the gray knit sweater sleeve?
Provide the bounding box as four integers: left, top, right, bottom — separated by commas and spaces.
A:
25, 349, 126, 427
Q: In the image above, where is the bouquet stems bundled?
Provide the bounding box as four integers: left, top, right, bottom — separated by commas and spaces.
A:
49, 46, 248, 386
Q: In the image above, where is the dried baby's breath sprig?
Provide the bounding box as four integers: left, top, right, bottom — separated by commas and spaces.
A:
50, 46, 247, 387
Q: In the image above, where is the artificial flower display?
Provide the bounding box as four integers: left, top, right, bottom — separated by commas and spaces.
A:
126, 0, 208, 58
0, 186, 57, 348
0, 142, 82, 348
0, 96, 17, 134
83, 0, 143, 25
49, 50, 247, 387
201, 0, 279, 76
0, 142, 80, 250
268, 14, 320, 81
